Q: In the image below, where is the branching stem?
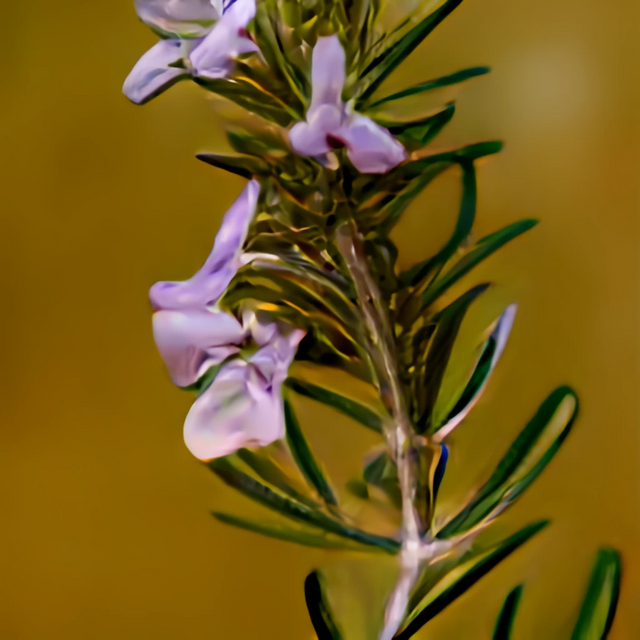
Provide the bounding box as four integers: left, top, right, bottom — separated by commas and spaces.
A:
336, 221, 426, 639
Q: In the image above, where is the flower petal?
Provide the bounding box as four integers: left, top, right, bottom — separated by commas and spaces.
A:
123, 39, 192, 105
289, 104, 343, 157
184, 360, 285, 459
135, 0, 221, 38
310, 35, 346, 110
190, 0, 258, 79
149, 180, 260, 311
340, 114, 408, 174
152, 309, 246, 386
249, 326, 305, 384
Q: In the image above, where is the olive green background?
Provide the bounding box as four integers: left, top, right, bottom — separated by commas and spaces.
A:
1, 0, 638, 638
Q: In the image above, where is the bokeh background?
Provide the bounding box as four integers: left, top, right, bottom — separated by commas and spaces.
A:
1, 0, 638, 638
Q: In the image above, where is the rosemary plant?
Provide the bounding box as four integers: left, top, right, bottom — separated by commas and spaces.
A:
124, 0, 622, 637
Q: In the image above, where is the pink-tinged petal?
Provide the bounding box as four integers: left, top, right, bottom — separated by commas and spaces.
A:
152, 309, 245, 386
135, 0, 220, 38
183, 361, 285, 460
249, 327, 304, 384
190, 0, 258, 79
310, 35, 346, 109
149, 180, 260, 311
289, 104, 343, 157
123, 39, 192, 105
340, 114, 408, 174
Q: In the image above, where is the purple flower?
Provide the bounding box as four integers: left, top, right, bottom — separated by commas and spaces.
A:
124, 0, 258, 104
150, 179, 259, 386
289, 36, 407, 174
183, 321, 304, 460
150, 179, 305, 459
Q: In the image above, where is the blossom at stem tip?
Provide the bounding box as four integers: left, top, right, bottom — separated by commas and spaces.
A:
124, 0, 258, 104
289, 35, 408, 174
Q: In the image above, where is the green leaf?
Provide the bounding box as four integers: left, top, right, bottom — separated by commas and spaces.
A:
375, 104, 456, 148
285, 378, 386, 433
235, 448, 319, 509
399, 159, 477, 288
285, 398, 339, 507
363, 451, 401, 509
432, 304, 516, 440
396, 521, 549, 639
437, 387, 578, 538
493, 585, 524, 640
420, 219, 538, 311
253, 6, 309, 109
366, 66, 491, 109
212, 512, 365, 551
417, 283, 491, 434
208, 458, 400, 553
305, 571, 344, 640
357, 0, 466, 102
195, 75, 295, 127
196, 153, 268, 179
571, 548, 621, 640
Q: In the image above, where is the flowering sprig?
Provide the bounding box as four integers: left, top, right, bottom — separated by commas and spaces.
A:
125, 1, 622, 638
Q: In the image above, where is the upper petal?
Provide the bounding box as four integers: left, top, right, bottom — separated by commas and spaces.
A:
340, 114, 408, 174
123, 39, 191, 105
152, 309, 246, 386
310, 35, 346, 110
249, 325, 305, 385
135, 0, 221, 38
190, 0, 258, 79
183, 360, 285, 459
149, 180, 260, 311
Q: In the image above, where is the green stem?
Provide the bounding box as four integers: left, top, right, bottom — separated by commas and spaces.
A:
336, 221, 425, 637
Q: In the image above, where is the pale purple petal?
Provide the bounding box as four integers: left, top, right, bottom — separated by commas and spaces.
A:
152, 309, 246, 386
190, 0, 258, 79
310, 35, 346, 109
340, 114, 408, 174
135, 0, 220, 38
149, 180, 260, 311
289, 104, 343, 157
249, 327, 305, 384
183, 360, 285, 459
123, 39, 191, 105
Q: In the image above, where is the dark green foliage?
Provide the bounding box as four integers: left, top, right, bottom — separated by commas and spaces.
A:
367, 66, 491, 109
286, 378, 385, 433
493, 585, 524, 640
571, 549, 621, 640
418, 218, 538, 312
196, 153, 268, 179
395, 521, 549, 639
305, 571, 344, 640
357, 0, 466, 101
208, 457, 400, 553
285, 398, 339, 506
416, 284, 490, 433
437, 387, 578, 538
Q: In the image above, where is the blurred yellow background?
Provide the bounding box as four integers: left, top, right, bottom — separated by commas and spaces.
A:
1, 0, 638, 638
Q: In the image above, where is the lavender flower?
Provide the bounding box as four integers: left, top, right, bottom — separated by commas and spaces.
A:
150, 179, 304, 459
289, 36, 407, 174
124, 0, 257, 104
183, 318, 304, 460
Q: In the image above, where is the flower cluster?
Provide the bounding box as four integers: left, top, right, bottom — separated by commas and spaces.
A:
126, 0, 411, 461
125, 2, 622, 639
150, 179, 303, 459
